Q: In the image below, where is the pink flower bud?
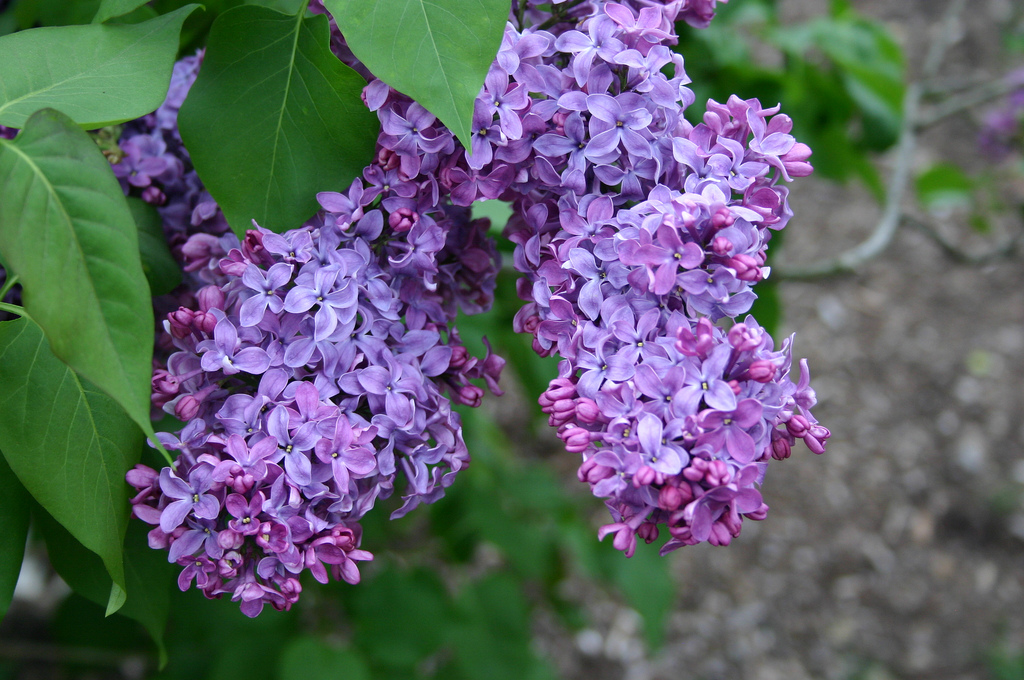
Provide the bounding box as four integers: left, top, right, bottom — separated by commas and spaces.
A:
562, 426, 591, 453
633, 465, 657, 487
193, 311, 218, 335
747, 359, 776, 382
142, 185, 166, 206
174, 394, 201, 421
638, 522, 659, 543
786, 414, 810, 438
167, 308, 195, 339
197, 285, 225, 312
575, 398, 601, 424
726, 254, 762, 281
388, 207, 418, 233
658, 485, 684, 511
771, 437, 791, 460
218, 529, 244, 550
711, 236, 733, 256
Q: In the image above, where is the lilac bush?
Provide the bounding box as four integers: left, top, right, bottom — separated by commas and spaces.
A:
123, 0, 828, 616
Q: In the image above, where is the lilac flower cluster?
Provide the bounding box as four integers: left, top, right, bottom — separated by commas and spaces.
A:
346, 0, 827, 556
123, 55, 504, 615
121, 0, 827, 614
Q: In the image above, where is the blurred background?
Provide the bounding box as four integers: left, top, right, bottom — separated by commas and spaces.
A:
2, 0, 1024, 679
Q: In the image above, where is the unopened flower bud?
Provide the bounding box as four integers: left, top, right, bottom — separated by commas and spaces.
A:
771, 437, 791, 460
192, 311, 218, 335
167, 308, 195, 339
747, 359, 776, 382
389, 207, 418, 233
658, 484, 684, 511
218, 529, 244, 551
174, 394, 201, 421
638, 522, 659, 543
196, 285, 225, 312
575, 398, 601, 424
633, 465, 657, 487
726, 254, 762, 281
711, 236, 733, 256
562, 426, 591, 453
786, 414, 810, 438
142, 185, 166, 205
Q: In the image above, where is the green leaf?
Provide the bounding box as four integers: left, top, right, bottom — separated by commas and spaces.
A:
326, 0, 507, 148
0, 453, 29, 621
178, 5, 379, 237
453, 574, 557, 680
915, 163, 975, 211
91, 0, 149, 23
128, 197, 182, 295
0, 5, 200, 128
0, 108, 156, 441
35, 508, 175, 666
278, 636, 371, 680
0, 317, 143, 605
14, 0, 101, 28
748, 281, 780, 338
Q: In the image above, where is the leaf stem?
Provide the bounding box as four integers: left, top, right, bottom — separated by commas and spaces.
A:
0, 274, 19, 300
0, 302, 27, 318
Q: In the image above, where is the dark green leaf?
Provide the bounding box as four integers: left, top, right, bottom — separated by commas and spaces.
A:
453, 574, 557, 680
178, 5, 379, 237
0, 453, 29, 621
348, 566, 452, 671
0, 108, 156, 441
605, 537, 674, 648
14, 0, 101, 28
278, 636, 371, 680
35, 509, 175, 665
0, 5, 200, 128
0, 317, 143, 607
128, 197, 182, 295
748, 281, 780, 338
326, 0, 507, 147
92, 0, 149, 23
915, 163, 975, 211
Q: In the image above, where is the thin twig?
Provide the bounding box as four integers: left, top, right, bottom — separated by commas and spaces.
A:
0, 639, 146, 669
773, 0, 966, 281
904, 214, 1022, 264
917, 76, 1024, 128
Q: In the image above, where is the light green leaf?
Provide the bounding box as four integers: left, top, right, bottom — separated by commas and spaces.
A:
35, 509, 174, 666
278, 636, 371, 680
0, 317, 144, 605
916, 162, 975, 211
128, 197, 182, 295
0, 108, 156, 442
92, 0, 149, 23
0, 5, 200, 128
177, 5, 379, 237
0, 453, 29, 622
326, 0, 507, 148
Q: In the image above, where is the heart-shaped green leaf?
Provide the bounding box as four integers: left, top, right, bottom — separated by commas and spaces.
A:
0, 5, 200, 128
0, 108, 156, 453
326, 0, 507, 148
178, 4, 379, 237
36, 509, 174, 666
0, 317, 144, 607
